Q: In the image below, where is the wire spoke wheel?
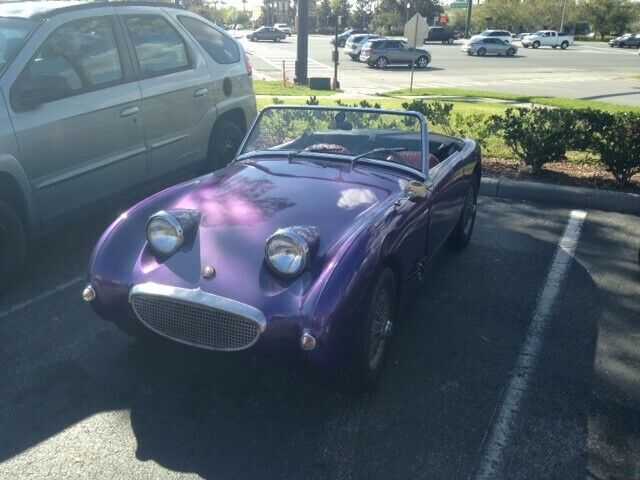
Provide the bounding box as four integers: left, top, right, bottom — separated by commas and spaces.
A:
368, 288, 391, 370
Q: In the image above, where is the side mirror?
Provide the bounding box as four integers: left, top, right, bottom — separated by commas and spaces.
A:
404, 179, 433, 200
14, 74, 72, 110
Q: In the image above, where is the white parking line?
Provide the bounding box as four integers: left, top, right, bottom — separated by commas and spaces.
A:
0, 276, 84, 320
474, 210, 587, 480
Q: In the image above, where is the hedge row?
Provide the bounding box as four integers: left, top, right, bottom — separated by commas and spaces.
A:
402, 99, 640, 186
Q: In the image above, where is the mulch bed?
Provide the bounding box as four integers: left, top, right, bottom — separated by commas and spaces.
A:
483, 157, 640, 195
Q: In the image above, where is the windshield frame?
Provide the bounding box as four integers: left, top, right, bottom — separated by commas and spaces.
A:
0, 16, 40, 76
235, 105, 430, 180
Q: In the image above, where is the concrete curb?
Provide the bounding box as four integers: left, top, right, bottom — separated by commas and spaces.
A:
480, 177, 640, 214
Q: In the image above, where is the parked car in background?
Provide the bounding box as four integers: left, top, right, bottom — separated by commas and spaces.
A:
83, 105, 482, 393
423, 26, 457, 44
331, 28, 368, 47
273, 23, 292, 36
469, 30, 513, 44
247, 26, 286, 42
609, 34, 640, 48
344, 33, 383, 60
0, 1, 256, 293
514, 32, 529, 40
360, 39, 431, 68
461, 38, 517, 56
521, 30, 573, 49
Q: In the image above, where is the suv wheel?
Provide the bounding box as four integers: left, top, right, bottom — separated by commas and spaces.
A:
416, 55, 429, 68
0, 200, 27, 295
375, 56, 388, 68
207, 119, 244, 171
447, 37, 454, 44
560, 41, 569, 49
251, 34, 258, 41
532, 40, 540, 48
477, 47, 486, 56
507, 47, 516, 56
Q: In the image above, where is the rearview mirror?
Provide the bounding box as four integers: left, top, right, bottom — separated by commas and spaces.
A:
14, 74, 72, 110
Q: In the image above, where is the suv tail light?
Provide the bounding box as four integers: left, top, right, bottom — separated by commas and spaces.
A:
244, 52, 253, 77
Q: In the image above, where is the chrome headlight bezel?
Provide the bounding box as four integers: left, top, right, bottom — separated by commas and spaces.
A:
265, 226, 319, 277
146, 211, 185, 258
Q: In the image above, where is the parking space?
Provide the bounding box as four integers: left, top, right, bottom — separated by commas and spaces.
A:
1, 197, 638, 479
242, 35, 640, 104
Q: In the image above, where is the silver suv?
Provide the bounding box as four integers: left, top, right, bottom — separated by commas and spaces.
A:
0, 1, 257, 292
359, 39, 431, 69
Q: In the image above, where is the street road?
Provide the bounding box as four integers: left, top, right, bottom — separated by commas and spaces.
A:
240, 34, 640, 105
1, 197, 639, 479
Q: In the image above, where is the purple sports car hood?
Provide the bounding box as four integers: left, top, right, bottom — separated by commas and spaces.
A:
121, 157, 406, 313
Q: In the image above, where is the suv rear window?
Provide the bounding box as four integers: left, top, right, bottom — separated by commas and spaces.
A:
178, 16, 239, 64
125, 15, 190, 77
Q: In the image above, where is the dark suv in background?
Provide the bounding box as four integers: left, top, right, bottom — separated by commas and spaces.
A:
360, 39, 431, 69
423, 26, 459, 44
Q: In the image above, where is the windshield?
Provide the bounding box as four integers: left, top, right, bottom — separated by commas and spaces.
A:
479, 30, 491, 36
238, 106, 426, 174
0, 17, 38, 74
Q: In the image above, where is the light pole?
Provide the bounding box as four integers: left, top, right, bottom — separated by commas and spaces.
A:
559, 0, 568, 31
406, 2, 410, 24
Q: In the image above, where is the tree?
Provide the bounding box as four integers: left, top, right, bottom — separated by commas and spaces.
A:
578, 0, 633, 38
376, 0, 442, 30
352, 0, 373, 29
316, 0, 332, 29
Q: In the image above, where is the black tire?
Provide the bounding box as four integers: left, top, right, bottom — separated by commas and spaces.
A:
507, 47, 516, 56
532, 41, 540, 49
523, 44, 529, 48
467, 51, 474, 55
375, 56, 388, 68
447, 37, 454, 45
416, 55, 429, 68
449, 179, 478, 249
206, 119, 244, 171
552, 45, 557, 49
340, 268, 396, 393
560, 41, 569, 49
0, 200, 27, 295
477, 47, 486, 56
252, 35, 258, 42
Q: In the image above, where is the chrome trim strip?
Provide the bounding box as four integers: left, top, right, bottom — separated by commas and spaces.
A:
35, 146, 147, 190
129, 281, 267, 335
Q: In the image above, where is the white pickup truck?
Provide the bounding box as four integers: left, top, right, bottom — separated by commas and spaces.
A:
521, 30, 574, 49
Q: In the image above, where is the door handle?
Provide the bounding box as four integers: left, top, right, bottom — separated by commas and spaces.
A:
194, 88, 208, 98
120, 106, 139, 118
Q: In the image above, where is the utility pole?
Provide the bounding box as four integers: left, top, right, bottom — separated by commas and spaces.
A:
560, 0, 568, 31
464, 0, 472, 38
295, 0, 308, 84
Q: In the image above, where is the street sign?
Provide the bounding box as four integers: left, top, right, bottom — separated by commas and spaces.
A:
404, 13, 429, 48
450, 2, 467, 9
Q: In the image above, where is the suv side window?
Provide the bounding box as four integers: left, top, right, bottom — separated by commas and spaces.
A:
13, 16, 123, 106
124, 15, 190, 77
178, 16, 239, 64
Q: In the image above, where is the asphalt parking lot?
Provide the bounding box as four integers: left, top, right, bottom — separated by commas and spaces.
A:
240, 34, 640, 105
1, 196, 639, 479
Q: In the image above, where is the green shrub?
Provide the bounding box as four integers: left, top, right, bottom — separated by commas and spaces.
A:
306, 95, 320, 106
402, 99, 454, 135
590, 112, 640, 186
451, 113, 497, 148
271, 96, 284, 105
492, 108, 572, 172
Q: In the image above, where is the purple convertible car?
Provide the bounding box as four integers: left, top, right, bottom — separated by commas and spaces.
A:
83, 106, 482, 392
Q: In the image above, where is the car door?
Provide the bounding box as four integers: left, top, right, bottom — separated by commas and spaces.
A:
484, 38, 497, 53
426, 151, 468, 257
119, 10, 214, 179
4, 10, 147, 223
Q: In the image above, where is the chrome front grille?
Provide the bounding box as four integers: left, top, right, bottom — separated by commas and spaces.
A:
129, 283, 266, 351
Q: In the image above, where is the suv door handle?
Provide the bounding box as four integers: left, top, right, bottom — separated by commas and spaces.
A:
194, 88, 208, 98
120, 106, 139, 118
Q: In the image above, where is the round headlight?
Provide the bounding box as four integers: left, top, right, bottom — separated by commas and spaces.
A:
265, 230, 310, 277
147, 211, 184, 257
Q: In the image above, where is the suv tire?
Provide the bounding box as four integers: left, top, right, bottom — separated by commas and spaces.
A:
560, 41, 569, 49
532, 40, 540, 48
0, 200, 27, 295
207, 119, 244, 171
375, 56, 388, 68
477, 47, 486, 56
252, 34, 258, 41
